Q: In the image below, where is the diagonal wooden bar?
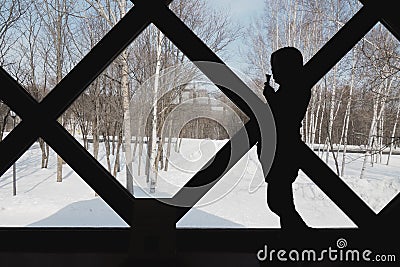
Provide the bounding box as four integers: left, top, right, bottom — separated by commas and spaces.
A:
358, 0, 400, 41
0, 4, 151, 175
354, 0, 400, 228
0, 68, 42, 176
0, 69, 136, 225
151, 1, 378, 227
0, 3, 156, 226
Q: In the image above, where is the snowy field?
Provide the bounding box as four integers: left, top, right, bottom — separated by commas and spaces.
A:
1, 137, 400, 228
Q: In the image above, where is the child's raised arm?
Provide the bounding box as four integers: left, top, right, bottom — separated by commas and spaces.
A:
263, 74, 275, 105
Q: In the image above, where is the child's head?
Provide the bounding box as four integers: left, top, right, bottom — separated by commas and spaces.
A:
270, 47, 303, 86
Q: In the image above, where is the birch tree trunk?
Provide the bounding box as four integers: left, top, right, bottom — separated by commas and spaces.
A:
312, 85, 322, 150
55, 0, 64, 183
340, 54, 355, 176
360, 90, 379, 179
149, 29, 163, 193
307, 87, 316, 145
138, 135, 143, 176
103, 132, 112, 172
325, 67, 337, 164
121, 50, 134, 193
378, 109, 384, 163
164, 120, 173, 171
39, 138, 49, 168
360, 78, 392, 178
113, 129, 123, 177
93, 85, 100, 160
387, 100, 400, 165
317, 87, 326, 156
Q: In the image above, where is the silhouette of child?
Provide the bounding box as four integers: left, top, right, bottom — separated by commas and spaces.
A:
257, 47, 311, 229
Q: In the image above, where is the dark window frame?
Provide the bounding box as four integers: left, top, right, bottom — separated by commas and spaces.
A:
0, 0, 399, 255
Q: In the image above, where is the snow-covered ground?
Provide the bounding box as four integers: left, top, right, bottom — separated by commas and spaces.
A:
1, 137, 400, 228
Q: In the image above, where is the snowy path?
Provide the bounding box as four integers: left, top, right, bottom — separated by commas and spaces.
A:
1, 139, 400, 228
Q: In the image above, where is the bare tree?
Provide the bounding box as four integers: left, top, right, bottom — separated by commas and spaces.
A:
83, 0, 135, 193
0, 0, 26, 141
127, 0, 240, 192
340, 50, 357, 176
36, 0, 78, 182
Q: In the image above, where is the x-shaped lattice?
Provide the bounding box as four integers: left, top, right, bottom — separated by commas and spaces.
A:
0, 0, 399, 229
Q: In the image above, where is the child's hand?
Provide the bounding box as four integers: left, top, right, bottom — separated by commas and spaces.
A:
265, 74, 271, 86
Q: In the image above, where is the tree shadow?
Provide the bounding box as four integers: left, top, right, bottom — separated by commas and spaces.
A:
28, 198, 128, 227
28, 198, 243, 228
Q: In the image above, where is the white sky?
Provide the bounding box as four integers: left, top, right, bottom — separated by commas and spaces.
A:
209, 0, 264, 22
205, 0, 265, 72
